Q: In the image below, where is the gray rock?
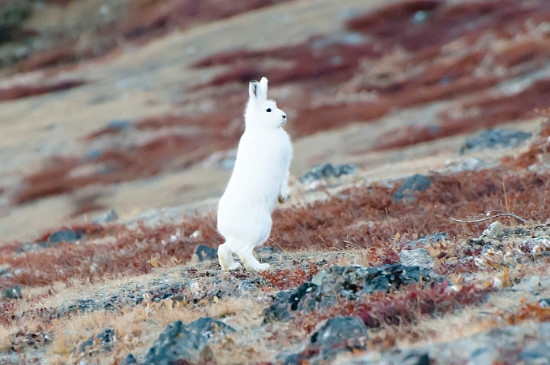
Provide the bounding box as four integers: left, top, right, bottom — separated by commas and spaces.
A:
108, 119, 131, 130
48, 229, 82, 243
264, 264, 440, 321
278, 317, 369, 364
399, 248, 434, 269
142, 318, 234, 365
404, 233, 448, 248
341, 321, 550, 365
462, 157, 488, 171
299, 163, 358, 184
92, 209, 118, 224
460, 128, 532, 154
75, 328, 116, 355
392, 174, 432, 202
194, 244, 218, 261
539, 298, 550, 308
2, 284, 22, 299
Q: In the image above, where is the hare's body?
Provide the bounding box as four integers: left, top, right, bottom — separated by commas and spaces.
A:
217, 77, 292, 271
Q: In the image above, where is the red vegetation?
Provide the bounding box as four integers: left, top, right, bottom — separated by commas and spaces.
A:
295, 282, 489, 333
260, 265, 319, 291
0, 79, 87, 102
192, 0, 550, 139
271, 168, 549, 262
0, 216, 221, 288
501, 300, 550, 325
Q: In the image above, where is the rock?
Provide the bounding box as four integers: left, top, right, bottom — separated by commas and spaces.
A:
279, 317, 369, 364
392, 174, 432, 202
399, 248, 434, 269
311, 317, 368, 349
66, 298, 96, 313
264, 264, 440, 321
460, 128, 532, 154
120, 354, 138, 365
194, 244, 218, 261
462, 157, 488, 171
2, 285, 22, 299
75, 328, 116, 355
518, 343, 550, 364
108, 118, 131, 130
92, 209, 119, 224
404, 233, 448, 248
142, 318, 234, 365
48, 229, 82, 243
340, 321, 550, 364
256, 246, 282, 254
481, 221, 508, 240
0, 266, 10, 277
539, 298, 550, 308
299, 163, 357, 184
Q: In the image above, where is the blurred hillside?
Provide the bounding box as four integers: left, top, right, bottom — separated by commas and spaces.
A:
0, 0, 549, 242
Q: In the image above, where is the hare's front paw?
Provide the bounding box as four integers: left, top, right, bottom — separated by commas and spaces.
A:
278, 194, 287, 204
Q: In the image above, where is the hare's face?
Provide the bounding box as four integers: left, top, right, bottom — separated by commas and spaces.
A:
247, 99, 287, 129
245, 77, 287, 130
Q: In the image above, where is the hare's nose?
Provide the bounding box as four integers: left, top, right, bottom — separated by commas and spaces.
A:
282, 115, 287, 119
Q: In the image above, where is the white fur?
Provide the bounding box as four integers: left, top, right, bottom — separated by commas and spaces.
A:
217, 77, 292, 272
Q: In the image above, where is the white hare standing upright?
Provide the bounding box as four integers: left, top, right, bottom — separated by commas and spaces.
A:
217, 77, 292, 272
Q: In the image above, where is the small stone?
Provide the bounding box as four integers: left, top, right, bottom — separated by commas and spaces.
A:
75, 328, 116, 354
120, 354, 138, 365
48, 229, 82, 243
481, 222, 508, 240
392, 174, 432, 202
405, 233, 448, 248
92, 209, 118, 224
526, 276, 541, 290
539, 298, 550, 308
460, 128, 532, 154
299, 163, 357, 184
108, 119, 131, 130
399, 249, 435, 269
195, 245, 218, 261
462, 157, 488, 171
2, 285, 22, 299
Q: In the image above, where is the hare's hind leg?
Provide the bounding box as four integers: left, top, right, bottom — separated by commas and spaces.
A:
240, 248, 269, 272
218, 242, 241, 271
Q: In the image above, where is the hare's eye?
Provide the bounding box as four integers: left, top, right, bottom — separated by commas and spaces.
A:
266, 108, 272, 112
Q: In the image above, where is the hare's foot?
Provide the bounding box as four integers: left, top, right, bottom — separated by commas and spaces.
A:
218, 243, 241, 271
240, 250, 270, 272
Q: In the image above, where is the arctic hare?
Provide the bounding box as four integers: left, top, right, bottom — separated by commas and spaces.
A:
217, 77, 292, 272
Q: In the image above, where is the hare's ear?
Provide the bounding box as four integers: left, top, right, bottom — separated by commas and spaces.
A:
249, 78, 267, 101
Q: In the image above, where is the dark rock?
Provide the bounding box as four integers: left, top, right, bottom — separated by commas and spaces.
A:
392, 174, 432, 202
0, 266, 10, 277
48, 229, 82, 243
279, 317, 369, 364
2, 285, 22, 299
404, 233, 448, 248
195, 244, 218, 261
299, 163, 357, 184
539, 298, 550, 308
264, 264, 439, 321
92, 209, 118, 224
310, 317, 368, 349
120, 354, 138, 365
460, 128, 532, 154
66, 298, 96, 313
75, 328, 116, 355
143, 317, 234, 365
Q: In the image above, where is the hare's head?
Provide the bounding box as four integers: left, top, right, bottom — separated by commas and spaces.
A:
245, 77, 287, 130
